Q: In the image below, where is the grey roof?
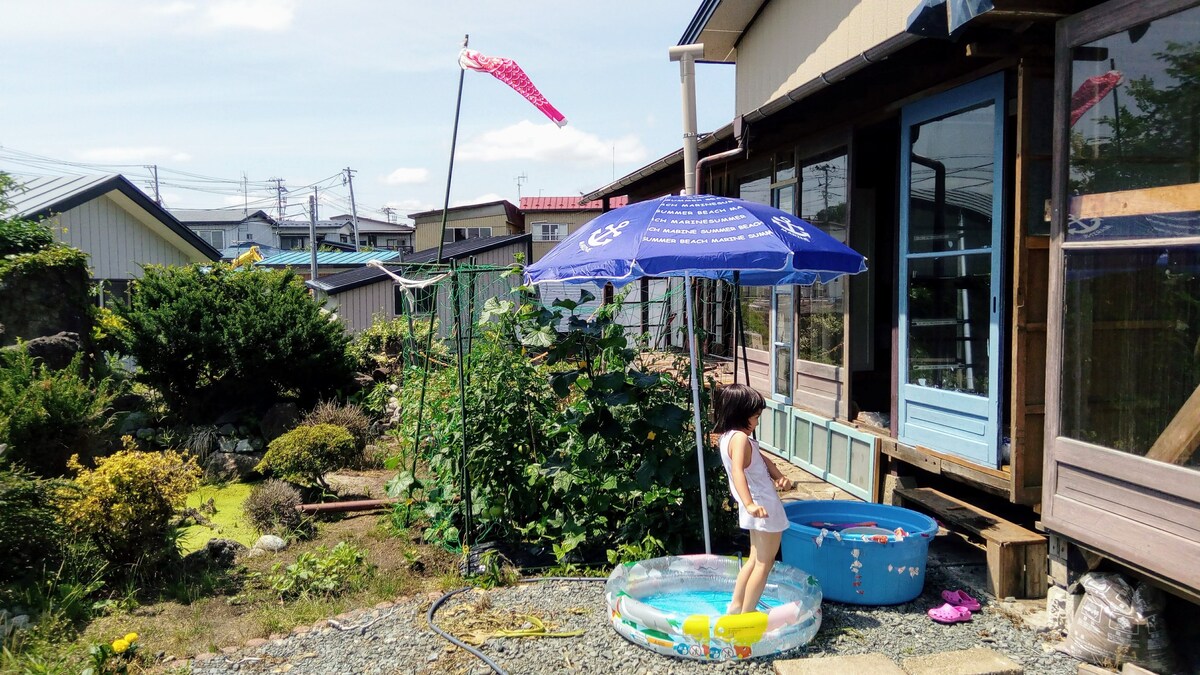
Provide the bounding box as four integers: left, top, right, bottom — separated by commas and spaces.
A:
4, 174, 221, 261
306, 234, 530, 294
277, 219, 347, 231
171, 208, 274, 225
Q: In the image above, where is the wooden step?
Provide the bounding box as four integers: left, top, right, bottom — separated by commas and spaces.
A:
895, 486, 1048, 599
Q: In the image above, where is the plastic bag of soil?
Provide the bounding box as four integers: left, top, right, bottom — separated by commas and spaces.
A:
1059, 572, 1174, 672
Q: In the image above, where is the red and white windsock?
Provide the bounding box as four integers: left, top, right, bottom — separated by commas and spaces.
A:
459, 48, 567, 127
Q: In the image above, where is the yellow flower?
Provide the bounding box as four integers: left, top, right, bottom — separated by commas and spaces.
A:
124, 632, 139, 643
111, 638, 130, 654
646, 431, 656, 441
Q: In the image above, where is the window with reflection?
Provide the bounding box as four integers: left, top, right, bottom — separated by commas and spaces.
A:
797, 152, 848, 365
907, 103, 995, 394
1060, 5, 1200, 471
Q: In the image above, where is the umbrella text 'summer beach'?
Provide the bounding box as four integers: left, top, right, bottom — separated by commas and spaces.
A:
525, 194, 867, 553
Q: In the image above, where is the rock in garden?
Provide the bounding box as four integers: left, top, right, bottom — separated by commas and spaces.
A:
218, 423, 237, 437
203, 451, 264, 482
254, 535, 287, 552
2, 331, 81, 370
234, 439, 254, 453
205, 538, 248, 567
259, 402, 299, 441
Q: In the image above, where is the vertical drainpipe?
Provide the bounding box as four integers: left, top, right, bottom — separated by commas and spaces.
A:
669, 44, 705, 197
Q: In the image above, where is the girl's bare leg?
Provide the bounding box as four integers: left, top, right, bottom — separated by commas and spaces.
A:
740, 530, 782, 614
730, 551, 757, 614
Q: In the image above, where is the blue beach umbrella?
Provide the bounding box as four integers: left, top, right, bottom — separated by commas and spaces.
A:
525, 194, 867, 554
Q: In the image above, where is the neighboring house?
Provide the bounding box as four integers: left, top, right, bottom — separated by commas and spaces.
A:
583, 0, 1200, 601
274, 218, 350, 251
307, 234, 531, 333
171, 208, 277, 251
520, 195, 628, 262
329, 214, 415, 252
407, 200, 524, 254
6, 174, 220, 305
253, 250, 402, 280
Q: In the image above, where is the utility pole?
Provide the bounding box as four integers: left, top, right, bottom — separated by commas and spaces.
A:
242, 172, 248, 216
381, 206, 396, 224
515, 172, 527, 201
308, 191, 318, 280
147, 165, 161, 205
344, 167, 360, 251
270, 178, 286, 222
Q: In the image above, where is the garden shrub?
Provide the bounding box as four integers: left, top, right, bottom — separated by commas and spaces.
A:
0, 461, 70, 585
242, 479, 305, 536
412, 286, 737, 561
115, 264, 354, 422
59, 442, 201, 573
0, 349, 117, 476
256, 423, 357, 487
346, 315, 444, 373
267, 541, 372, 600
301, 400, 371, 455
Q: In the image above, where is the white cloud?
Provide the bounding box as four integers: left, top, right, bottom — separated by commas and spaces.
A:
453, 193, 505, 207
205, 0, 295, 32
382, 168, 429, 185
153, 2, 195, 16
76, 146, 192, 163
459, 121, 647, 166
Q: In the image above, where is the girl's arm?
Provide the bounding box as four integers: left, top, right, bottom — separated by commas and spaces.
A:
729, 432, 768, 518
760, 449, 794, 490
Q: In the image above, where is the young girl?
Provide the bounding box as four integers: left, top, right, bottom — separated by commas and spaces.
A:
715, 384, 794, 615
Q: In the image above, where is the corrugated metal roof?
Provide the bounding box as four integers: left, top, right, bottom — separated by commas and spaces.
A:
519, 196, 629, 211
4, 174, 118, 217
171, 208, 273, 224
402, 233, 529, 264
256, 250, 402, 267
305, 265, 390, 293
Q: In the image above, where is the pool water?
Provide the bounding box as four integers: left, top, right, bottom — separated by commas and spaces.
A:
639, 589, 783, 616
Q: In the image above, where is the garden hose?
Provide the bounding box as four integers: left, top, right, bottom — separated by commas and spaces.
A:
426, 576, 605, 675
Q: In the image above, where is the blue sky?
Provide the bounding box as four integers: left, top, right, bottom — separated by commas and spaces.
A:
0, 1, 734, 223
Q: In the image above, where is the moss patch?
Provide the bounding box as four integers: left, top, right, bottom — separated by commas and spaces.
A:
178, 482, 260, 553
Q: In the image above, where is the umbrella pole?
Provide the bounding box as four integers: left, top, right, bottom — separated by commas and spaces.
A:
683, 273, 712, 554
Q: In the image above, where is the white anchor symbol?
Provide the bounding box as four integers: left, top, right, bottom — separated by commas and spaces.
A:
772, 215, 811, 241
579, 220, 630, 252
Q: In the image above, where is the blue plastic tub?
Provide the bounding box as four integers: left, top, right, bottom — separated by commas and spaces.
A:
780, 501, 938, 605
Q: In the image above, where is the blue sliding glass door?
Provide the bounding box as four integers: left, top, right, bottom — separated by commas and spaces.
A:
898, 73, 1006, 467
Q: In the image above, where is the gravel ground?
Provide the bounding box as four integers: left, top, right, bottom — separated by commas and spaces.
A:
188, 560, 1080, 675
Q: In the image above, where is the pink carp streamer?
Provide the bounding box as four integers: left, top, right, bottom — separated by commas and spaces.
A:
1070, 71, 1123, 127
459, 48, 567, 127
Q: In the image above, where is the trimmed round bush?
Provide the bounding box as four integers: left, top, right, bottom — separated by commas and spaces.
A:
242, 479, 304, 536
256, 424, 357, 487
301, 401, 371, 454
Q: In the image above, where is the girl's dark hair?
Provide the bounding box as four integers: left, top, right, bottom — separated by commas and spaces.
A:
713, 384, 766, 433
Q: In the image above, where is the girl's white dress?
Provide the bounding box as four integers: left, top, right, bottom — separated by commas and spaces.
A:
718, 430, 789, 533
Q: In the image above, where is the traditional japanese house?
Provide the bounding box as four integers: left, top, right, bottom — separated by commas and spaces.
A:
582, 0, 1200, 603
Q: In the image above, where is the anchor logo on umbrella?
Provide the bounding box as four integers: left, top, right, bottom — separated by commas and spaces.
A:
772, 215, 811, 241
579, 220, 630, 252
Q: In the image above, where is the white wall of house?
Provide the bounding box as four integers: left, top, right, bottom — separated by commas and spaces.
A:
46, 192, 202, 279
736, 0, 909, 114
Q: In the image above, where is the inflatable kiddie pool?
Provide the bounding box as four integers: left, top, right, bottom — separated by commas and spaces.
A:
605, 554, 822, 661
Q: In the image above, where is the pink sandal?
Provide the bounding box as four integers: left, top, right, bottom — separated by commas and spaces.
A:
940, 589, 981, 612
927, 603, 972, 624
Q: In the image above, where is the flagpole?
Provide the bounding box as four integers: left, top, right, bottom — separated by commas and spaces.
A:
436, 34, 468, 265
